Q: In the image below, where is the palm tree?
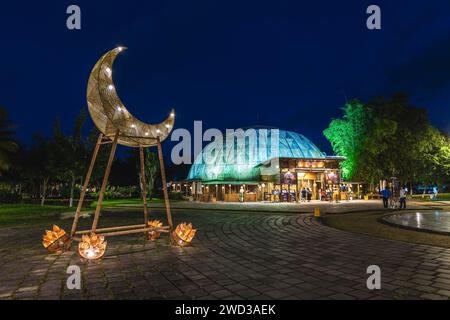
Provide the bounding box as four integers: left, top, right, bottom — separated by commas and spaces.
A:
0, 107, 17, 174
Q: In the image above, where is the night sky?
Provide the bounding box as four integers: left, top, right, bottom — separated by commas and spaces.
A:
1, 0, 450, 159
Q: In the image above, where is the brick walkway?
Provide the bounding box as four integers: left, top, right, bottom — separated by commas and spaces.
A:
1, 209, 450, 300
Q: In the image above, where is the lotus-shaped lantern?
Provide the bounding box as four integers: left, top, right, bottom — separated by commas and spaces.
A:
42, 225, 71, 253
147, 220, 163, 241
78, 233, 107, 260
172, 222, 197, 247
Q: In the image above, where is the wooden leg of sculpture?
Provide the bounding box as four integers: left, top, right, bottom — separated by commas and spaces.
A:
139, 146, 149, 233
70, 133, 103, 238
91, 131, 120, 233
156, 137, 174, 232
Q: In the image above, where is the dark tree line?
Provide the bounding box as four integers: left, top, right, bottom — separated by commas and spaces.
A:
0, 107, 168, 206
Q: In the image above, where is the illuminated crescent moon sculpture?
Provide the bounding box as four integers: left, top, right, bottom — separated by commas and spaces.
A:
49, 47, 195, 260
86, 46, 175, 147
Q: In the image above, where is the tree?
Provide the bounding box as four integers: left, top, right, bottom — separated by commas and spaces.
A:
325, 94, 449, 191
354, 116, 397, 185
86, 128, 110, 188
421, 129, 450, 187
52, 111, 88, 207
366, 94, 448, 188
26, 135, 53, 205
0, 107, 18, 175
323, 100, 372, 180
144, 150, 159, 200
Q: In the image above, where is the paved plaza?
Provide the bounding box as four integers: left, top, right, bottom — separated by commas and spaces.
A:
1, 201, 450, 300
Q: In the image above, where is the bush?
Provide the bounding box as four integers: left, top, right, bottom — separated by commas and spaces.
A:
88, 185, 141, 200
59, 186, 81, 199
169, 191, 184, 200
0, 190, 22, 203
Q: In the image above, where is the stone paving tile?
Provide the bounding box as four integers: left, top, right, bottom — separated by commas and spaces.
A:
0, 207, 450, 300
420, 293, 448, 300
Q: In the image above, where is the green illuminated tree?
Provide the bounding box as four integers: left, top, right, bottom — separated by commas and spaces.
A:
323, 100, 371, 180
325, 94, 449, 190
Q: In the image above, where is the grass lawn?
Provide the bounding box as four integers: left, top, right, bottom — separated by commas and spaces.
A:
0, 204, 71, 228
411, 193, 450, 201
322, 211, 450, 248
0, 198, 175, 229
89, 197, 167, 208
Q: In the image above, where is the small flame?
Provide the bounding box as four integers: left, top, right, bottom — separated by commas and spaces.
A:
78, 233, 107, 260
147, 220, 163, 241
42, 225, 70, 254
172, 222, 196, 246
42, 225, 66, 248
148, 220, 163, 228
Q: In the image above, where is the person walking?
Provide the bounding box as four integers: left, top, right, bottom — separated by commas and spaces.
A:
399, 186, 407, 209
307, 188, 312, 202
239, 186, 244, 203
432, 186, 439, 200
327, 188, 333, 203
381, 187, 391, 208
301, 188, 307, 202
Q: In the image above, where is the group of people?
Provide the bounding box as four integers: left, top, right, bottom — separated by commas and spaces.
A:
381, 186, 407, 209
300, 187, 313, 202
319, 188, 335, 202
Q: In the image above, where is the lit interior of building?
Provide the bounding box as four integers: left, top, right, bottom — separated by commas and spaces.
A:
183, 128, 349, 202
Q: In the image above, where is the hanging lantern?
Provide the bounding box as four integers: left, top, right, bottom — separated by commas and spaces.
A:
42, 225, 71, 254
172, 222, 197, 247
78, 233, 107, 260
147, 220, 163, 241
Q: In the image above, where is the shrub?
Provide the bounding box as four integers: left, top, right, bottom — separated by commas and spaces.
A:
169, 191, 184, 200
0, 190, 22, 203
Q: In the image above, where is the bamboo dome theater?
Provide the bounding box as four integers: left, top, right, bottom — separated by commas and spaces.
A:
186, 128, 344, 202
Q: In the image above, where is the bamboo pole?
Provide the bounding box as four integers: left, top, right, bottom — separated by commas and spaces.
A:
75, 224, 147, 235
71, 226, 170, 242
139, 146, 149, 228
157, 137, 173, 231
91, 131, 120, 232
70, 133, 103, 237
92, 227, 169, 238
76, 224, 169, 235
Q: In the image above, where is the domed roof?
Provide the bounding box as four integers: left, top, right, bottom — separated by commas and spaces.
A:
187, 128, 326, 182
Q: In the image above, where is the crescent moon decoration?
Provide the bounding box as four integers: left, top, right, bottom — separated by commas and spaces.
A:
87, 46, 175, 147
42, 46, 196, 260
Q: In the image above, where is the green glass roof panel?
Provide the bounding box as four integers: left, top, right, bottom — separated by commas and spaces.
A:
187, 129, 326, 182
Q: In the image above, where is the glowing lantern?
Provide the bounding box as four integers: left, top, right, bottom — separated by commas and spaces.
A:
78, 233, 107, 260
42, 225, 71, 254
147, 220, 163, 241
172, 222, 197, 247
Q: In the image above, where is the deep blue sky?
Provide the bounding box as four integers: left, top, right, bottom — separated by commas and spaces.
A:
1, 0, 450, 158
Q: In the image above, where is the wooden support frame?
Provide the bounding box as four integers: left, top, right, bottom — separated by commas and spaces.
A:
157, 137, 174, 231
75, 224, 148, 235
91, 130, 120, 232
72, 227, 169, 242
74, 225, 170, 237
70, 133, 175, 244
70, 133, 103, 237
139, 146, 149, 228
